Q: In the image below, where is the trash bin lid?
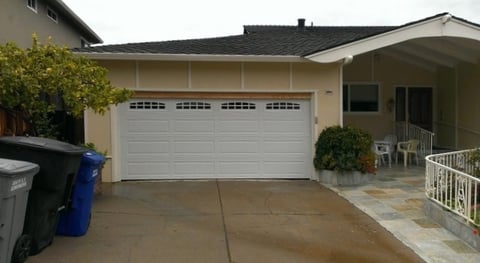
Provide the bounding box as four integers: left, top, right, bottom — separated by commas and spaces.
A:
0, 136, 86, 155
82, 151, 106, 165
0, 158, 39, 176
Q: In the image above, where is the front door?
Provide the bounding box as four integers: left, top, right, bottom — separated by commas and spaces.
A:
395, 87, 433, 131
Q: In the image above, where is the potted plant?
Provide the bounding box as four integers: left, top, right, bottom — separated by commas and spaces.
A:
313, 125, 376, 186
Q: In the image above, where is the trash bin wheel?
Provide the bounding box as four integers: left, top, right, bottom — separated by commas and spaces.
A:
11, 235, 31, 263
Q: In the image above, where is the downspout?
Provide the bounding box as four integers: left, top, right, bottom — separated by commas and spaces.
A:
339, 55, 353, 127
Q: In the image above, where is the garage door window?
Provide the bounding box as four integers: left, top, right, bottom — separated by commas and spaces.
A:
221, 102, 256, 110
176, 102, 211, 110
129, 101, 165, 110
266, 102, 300, 110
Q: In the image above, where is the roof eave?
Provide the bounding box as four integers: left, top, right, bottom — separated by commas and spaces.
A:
306, 13, 480, 63
73, 52, 309, 62
49, 0, 103, 44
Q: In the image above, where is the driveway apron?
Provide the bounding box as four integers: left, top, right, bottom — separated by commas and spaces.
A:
28, 180, 424, 263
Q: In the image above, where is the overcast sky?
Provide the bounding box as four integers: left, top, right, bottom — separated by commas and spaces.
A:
63, 0, 480, 45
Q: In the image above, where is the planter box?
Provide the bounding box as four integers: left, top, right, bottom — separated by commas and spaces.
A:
314, 170, 373, 186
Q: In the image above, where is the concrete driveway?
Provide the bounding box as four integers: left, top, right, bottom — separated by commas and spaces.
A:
29, 180, 423, 263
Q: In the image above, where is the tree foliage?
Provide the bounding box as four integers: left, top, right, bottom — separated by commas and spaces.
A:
0, 36, 133, 136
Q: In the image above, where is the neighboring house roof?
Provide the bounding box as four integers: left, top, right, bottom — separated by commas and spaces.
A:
74, 12, 480, 64
48, 0, 102, 44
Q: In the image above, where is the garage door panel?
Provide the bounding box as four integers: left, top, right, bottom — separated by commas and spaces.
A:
126, 113, 170, 120
217, 120, 259, 132
217, 162, 261, 174
128, 162, 170, 176
127, 120, 169, 132
263, 141, 307, 153
174, 141, 214, 153
119, 98, 312, 180
263, 121, 308, 133
174, 162, 214, 174
264, 161, 308, 174
128, 154, 169, 163
128, 142, 169, 153
173, 120, 215, 132
218, 141, 259, 153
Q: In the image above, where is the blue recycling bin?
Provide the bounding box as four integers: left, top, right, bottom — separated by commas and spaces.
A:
56, 151, 104, 236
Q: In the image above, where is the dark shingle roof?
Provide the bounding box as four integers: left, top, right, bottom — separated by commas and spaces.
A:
74, 13, 476, 57
74, 25, 394, 56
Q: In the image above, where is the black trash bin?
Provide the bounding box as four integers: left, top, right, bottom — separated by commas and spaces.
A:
0, 158, 38, 263
0, 136, 86, 255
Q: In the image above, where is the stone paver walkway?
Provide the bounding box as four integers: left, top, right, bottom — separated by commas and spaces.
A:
324, 165, 480, 263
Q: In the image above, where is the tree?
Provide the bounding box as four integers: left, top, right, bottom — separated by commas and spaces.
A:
0, 36, 133, 137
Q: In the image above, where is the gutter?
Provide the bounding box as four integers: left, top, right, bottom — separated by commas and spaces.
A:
73, 52, 309, 62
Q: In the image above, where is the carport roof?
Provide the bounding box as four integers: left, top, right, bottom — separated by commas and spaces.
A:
74, 13, 480, 64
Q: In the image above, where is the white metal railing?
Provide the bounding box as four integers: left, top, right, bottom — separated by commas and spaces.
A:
425, 149, 480, 226
395, 121, 434, 157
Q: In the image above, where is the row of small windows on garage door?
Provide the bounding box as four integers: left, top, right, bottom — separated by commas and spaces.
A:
129, 101, 302, 111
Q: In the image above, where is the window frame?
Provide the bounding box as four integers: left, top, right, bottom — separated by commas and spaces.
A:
80, 38, 90, 48
27, 0, 37, 12
343, 82, 381, 114
129, 101, 166, 110
46, 6, 58, 23
220, 101, 256, 111
266, 102, 301, 111
176, 101, 212, 110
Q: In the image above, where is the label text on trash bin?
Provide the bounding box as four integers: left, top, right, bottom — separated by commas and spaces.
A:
10, 177, 27, 192
92, 169, 98, 178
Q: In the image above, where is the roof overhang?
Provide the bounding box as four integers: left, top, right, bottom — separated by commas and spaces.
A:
48, 0, 103, 44
74, 52, 309, 63
306, 13, 480, 65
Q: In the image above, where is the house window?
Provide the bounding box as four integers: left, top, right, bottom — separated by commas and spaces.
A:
343, 83, 379, 112
221, 102, 256, 110
47, 7, 58, 22
27, 0, 37, 12
176, 102, 211, 110
80, 38, 89, 48
266, 102, 300, 110
129, 101, 165, 110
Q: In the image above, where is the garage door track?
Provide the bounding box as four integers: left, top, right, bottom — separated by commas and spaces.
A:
29, 180, 424, 263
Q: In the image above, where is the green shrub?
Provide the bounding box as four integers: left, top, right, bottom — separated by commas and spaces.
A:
314, 125, 376, 173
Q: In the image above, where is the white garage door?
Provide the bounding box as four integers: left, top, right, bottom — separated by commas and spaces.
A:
118, 99, 312, 180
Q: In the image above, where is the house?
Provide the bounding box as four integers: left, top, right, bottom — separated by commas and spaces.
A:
75, 13, 480, 182
0, 0, 102, 48
0, 0, 102, 141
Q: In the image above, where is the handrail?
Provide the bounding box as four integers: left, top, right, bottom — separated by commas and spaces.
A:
395, 121, 434, 157
425, 149, 480, 226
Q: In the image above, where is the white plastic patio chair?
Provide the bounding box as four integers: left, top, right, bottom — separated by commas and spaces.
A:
396, 139, 420, 167
373, 141, 392, 168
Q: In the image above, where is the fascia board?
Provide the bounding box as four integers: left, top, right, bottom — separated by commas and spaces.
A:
306, 15, 480, 63
73, 52, 308, 62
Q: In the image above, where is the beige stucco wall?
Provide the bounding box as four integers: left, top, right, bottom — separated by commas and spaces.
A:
435, 67, 457, 149
434, 63, 480, 149
343, 52, 437, 140
86, 60, 341, 181
457, 62, 480, 148
0, 0, 85, 48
